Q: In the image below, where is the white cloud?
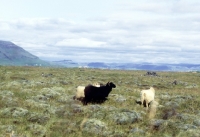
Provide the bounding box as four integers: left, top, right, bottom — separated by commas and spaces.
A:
55, 38, 106, 48
0, 0, 200, 64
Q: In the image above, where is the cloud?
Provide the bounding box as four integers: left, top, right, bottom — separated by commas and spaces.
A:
1, 1, 200, 64
55, 38, 106, 48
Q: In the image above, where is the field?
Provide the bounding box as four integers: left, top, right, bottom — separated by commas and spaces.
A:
0, 66, 200, 137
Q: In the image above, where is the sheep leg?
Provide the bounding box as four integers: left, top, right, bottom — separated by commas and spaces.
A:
141, 96, 144, 106
73, 96, 76, 100
146, 101, 149, 109
82, 98, 87, 105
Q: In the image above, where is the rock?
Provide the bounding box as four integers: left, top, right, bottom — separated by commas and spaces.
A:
145, 71, 158, 76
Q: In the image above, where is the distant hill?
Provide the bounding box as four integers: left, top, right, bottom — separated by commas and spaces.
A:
1, 40, 199, 71
77, 62, 200, 71
0, 40, 50, 66
87, 62, 108, 68
51, 60, 78, 67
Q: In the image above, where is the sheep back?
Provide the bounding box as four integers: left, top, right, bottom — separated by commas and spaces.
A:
83, 82, 116, 105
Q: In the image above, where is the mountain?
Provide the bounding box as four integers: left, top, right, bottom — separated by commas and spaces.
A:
0, 40, 50, 66
87, 62, 108, 68
51, 60, 78, 67
76, 62, 200, 71
1, 40, 199, 71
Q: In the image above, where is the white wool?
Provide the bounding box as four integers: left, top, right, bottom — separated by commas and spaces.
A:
74, 83, 101, 100
140, 87, 155, 109
93, 82, 101, 87
76, 86, 85, 98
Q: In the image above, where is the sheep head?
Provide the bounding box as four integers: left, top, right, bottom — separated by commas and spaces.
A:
107, 82, 116, 88
150, 87, 155, 92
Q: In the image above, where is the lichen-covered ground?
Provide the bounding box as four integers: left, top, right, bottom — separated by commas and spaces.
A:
0, 66, 200, 137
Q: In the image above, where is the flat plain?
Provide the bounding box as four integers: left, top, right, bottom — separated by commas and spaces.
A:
0, 66, 200, 137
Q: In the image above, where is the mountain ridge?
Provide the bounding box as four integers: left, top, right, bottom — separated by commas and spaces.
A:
50, 60, 200, 71
0, 40, 49, 66
1, 40, 200, 71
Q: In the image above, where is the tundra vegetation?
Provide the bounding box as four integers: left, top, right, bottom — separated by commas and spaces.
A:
0, 66, 200, 137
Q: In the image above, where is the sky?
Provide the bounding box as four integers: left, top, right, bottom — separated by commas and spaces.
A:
0, 0, 200, 64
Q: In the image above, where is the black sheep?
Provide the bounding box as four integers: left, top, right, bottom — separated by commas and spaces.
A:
83, 82, 116, 105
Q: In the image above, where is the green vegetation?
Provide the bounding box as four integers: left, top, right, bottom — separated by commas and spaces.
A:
0, 66, 200, 137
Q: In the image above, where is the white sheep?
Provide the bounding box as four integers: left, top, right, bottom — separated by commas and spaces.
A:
73, 82, 102, 101
140, 87, 155, 109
